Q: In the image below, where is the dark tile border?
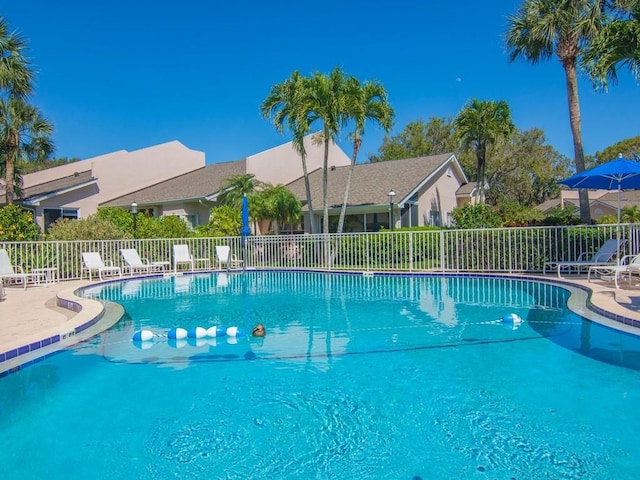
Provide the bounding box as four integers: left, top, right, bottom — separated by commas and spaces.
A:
0, 293, 103, 372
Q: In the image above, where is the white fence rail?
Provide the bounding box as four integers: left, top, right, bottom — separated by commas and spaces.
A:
1, 224, 638, 283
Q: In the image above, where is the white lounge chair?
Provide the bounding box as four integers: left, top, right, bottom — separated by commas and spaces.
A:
588, 253, 640, 288
0, 248, 32, 289
173, 244, 194, 272
82, 252, 122, 281
120, 248, 166, 276
173, 244, 211, 272
215, 245, 243, 270
544, 239, 626, 278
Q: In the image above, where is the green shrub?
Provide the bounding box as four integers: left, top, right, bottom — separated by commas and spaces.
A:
95, 206, 193, 239
451, 204, 502, 229
195, 206, 241, 237
94, 206, 133, 231
157, 215, 193, 238
0, 204, 41, 241
542, 204, 581, 226
597, 214, 617, 225
46, 216, 128, 240
496, 200, 544, 227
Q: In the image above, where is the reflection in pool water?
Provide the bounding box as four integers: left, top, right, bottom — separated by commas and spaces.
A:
1, 271, 640, 479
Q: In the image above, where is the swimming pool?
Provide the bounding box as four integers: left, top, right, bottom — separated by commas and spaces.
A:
1, 271, 640, 479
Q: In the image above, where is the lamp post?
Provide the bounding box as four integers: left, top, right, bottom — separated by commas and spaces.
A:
131, 202, 138, 239
388, 190, 396, 231
388, 190, 396, 270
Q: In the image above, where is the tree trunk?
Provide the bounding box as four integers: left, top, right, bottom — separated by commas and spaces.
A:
4, 132, 18, 204
322, 136, 330, 234
5, 157, 15, 204
300, 152, 316, 234
337, 136, 361, 234
477, 143, 486, 204
563, 60, 591, 223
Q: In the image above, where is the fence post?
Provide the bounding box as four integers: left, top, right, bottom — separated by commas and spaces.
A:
440, 230, 446, 272
409, 231, 413, 272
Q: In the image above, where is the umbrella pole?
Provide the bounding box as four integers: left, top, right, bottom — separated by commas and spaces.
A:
617, 183, 622, 266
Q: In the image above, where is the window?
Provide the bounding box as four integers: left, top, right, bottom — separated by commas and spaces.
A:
43, 207, 78, 232
430, 210, 442, 227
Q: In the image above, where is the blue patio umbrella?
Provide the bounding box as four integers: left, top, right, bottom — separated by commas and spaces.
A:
559, 154, 640, 259
241, 195, 250, 268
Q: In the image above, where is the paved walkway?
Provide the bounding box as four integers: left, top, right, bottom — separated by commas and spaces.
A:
0, 280, 93, 353
2, 274, 640, 365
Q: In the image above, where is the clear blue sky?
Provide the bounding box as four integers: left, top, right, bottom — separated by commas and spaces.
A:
4, 0, 639, 165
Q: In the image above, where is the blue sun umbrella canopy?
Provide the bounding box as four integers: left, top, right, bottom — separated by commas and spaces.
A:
559, 155, 640, 256
559, 155, 640, 191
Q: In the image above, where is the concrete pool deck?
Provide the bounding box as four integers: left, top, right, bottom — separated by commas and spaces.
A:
2, 274, 640, 369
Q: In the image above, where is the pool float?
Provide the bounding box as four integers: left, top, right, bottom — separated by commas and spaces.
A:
132, 329, 154, 342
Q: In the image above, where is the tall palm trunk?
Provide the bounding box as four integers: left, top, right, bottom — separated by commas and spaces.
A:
322, 136, 330, 234
337, 136, 360, 234
300, 151, 316, 234
5, 131, 19, 204
5, 156, 15, 204
562, 59, 591, 223
477, 143, 486, 204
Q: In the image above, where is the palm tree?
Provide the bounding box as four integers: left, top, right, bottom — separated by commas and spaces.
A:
582, 1, 640, 88
505, 0, 605, 223
306, 67, 351, 234
0, 157, 24, 199
0, 18, 39, 204
0, 18, 33, 99
261, 184, 302, 234
336, 78, 394, 234
454, 99, 514, 203
217, 173, 264, 209
0, 97, 54, 204
622, 204, 640, 223
261, 71, 317, 233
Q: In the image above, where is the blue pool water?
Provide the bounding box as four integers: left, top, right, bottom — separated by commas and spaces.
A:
2, 271, 640, 479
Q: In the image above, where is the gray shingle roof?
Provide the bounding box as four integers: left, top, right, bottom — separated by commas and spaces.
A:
537, 191, 640, 213
286, 153, 459, 209
102, 159, 247, 206
456, 182, 477, 196
598, 190, 640, 208
21, 170, 96, 201
536, 198, 566, 212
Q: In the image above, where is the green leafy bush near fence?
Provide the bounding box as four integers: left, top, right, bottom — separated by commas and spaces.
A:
47, 216, 128, 240
0, 204, 41, 241
444, 225, 619, 272
328, 228, 443, 270
544, 227, 623, 263
196, 206, 241, 237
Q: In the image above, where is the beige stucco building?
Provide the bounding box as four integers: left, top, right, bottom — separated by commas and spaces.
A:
286, 153, 469, 232
13, 135, 351, 232
17, 141, 205, 231
8, 136, 471, 234
537, 188, 639, 221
